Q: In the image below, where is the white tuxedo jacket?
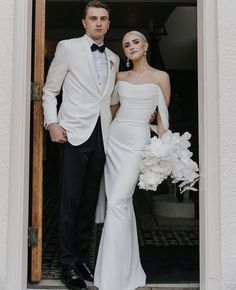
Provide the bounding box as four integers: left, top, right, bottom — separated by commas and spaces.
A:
42, 35, 119, 148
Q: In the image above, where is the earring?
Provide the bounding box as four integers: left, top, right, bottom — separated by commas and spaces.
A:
126, 58, 130, 68
144, 49, 148, 60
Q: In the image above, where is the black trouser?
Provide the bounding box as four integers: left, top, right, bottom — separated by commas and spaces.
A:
58, 118, 105, 267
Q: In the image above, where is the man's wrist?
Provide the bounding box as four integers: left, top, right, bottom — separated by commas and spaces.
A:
47, 122, 58, 130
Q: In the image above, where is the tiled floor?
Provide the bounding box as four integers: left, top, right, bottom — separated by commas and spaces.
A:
41, 216, 199, 280
39, 175, 199, 285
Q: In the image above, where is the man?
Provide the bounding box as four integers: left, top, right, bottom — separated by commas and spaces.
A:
42, 1, 119, 289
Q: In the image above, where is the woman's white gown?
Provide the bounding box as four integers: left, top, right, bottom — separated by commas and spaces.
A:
94, 81, 169, 290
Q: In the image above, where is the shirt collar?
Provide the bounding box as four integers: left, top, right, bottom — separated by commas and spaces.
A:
84, 34, 104, 47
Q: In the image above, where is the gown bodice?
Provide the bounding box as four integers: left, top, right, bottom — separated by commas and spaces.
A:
111, 80, 169, 130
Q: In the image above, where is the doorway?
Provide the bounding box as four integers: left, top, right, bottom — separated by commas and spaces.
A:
29, 0, 199, 287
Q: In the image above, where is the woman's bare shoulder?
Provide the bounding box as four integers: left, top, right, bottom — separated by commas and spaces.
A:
151, 69, 170, 86
116, 71, 129, 81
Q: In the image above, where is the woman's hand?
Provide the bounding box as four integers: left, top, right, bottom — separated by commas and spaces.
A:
110, 104, 120, 119
149, 111, 157, 123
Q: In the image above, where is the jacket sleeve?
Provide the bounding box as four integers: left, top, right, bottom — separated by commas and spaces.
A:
42, 41, 68, 127
110, 57, 120, 105
110, 83, 120, 105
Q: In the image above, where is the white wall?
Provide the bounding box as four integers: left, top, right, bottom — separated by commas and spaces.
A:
0, 1, 236, 290
0, 0, 14, 288
218, 0, 236, 289
160, 7, 197, 70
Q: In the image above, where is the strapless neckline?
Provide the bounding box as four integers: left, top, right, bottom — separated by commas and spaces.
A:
116, 80, 161, 90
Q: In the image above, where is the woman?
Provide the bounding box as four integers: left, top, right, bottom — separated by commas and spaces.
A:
94, 31, 170, 290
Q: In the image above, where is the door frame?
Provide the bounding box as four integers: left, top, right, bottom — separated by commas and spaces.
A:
5, 0, 221, 289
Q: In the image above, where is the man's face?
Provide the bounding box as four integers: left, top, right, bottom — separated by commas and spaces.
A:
82, 7, 110, 43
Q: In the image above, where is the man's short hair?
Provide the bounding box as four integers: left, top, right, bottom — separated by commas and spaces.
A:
83, 0, 111, 18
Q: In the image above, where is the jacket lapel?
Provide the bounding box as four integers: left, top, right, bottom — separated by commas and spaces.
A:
103, 48, 117, 96
80, 36, 102, 94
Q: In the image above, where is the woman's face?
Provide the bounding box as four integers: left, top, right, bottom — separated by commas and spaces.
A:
122, 33, 148, 61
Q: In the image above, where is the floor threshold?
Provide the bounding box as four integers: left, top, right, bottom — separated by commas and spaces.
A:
28, 279, 200, 290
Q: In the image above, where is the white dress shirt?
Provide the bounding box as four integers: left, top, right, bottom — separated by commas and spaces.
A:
85, 34, 109, 93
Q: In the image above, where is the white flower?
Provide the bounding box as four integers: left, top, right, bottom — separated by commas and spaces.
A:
138, 130, 199, 193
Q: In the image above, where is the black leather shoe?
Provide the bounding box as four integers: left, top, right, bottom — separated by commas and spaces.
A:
61, 266, 88, 290
76, 262, 94, 282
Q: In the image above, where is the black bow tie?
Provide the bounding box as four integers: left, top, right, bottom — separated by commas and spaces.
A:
91, 43, 106, 53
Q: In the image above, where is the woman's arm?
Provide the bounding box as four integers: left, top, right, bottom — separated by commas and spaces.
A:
156, 71, 171, 137
156, 114, 165, 137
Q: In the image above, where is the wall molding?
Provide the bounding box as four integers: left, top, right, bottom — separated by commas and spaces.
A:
198, 0, 221, 289
5, 0, 32, 290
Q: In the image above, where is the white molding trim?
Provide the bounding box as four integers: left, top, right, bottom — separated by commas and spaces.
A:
198, 0, 221, 289
5, 0, 32, 290
3, 0, 222, 289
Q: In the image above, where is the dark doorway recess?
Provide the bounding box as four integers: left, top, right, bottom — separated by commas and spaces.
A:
40, 0, 199, 285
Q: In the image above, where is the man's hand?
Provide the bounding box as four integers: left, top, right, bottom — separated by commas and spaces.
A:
48, 123, 67, 143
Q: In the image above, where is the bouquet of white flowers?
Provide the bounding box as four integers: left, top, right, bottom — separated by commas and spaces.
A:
138, 130, 199, 193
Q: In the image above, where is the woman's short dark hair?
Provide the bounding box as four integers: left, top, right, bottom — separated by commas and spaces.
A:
83, 0, 111, 18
